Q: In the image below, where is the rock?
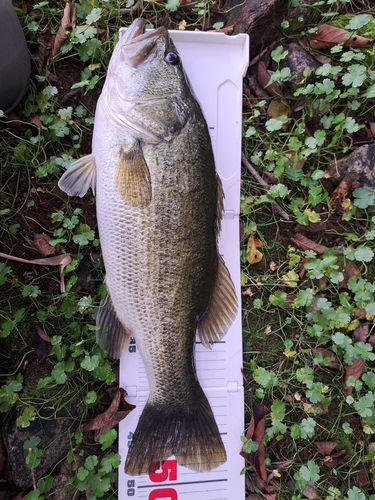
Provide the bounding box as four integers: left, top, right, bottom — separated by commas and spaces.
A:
4, 405, 79, 490
326, 144, 375, 200
286, 0, 329, 34
223, 0, 288, 59
0, 488, 10, 500
48, 460, 75, 500
278, 43, 320, 89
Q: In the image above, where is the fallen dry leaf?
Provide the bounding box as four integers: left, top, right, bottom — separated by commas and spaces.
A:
269, 459, 294, 471
81, 388, 135, 441
286, 392, 329, 414
336, 258, 361, 289
249, 42, 277, 68
323, 449, 351, 468
33, 233, 56, 256
368, 334, 375, 347
247, 235, 263, 264
291, 235, 360, 287
306, 115, 322, 137
290, 233, 328, 254
209, 24, 234, 35
269, 261, 277, 271
0, 252, 71, 293
286, 150, 305, 169
267, 99, 290, 125
262, 172, 278, 185
354, 307, 367, 319
30, 115, 43, 133
355, 462, 370, 488
241, 401, 268, 482
348, 124, 375, 147
309, 24, 373, 50
303, 483, 320, 499
353, 324, 369, 342
330, 176, 353, 213
52, 1, 77, 57
344, 358, 365, 395
257, 61, 282, 97
36, 27, 54, 73
312, 347, 341, 369
12, 493, 26, 500
178, 19, 187, 30
315, 441, 338, 456
303, 401, 329, 415
30, 323, 52, 362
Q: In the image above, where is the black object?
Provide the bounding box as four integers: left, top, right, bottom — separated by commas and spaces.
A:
0, 0, 30, 113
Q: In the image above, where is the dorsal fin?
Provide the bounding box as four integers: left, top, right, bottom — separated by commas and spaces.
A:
197, 254, 237, 348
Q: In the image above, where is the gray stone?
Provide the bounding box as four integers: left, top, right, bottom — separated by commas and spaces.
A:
4, 405, 79, 490
48, 460, 75, 500
326, 144, 375, 198
286, 0, 329, 34
223, 0, 288, 59
278, 43, 320, 89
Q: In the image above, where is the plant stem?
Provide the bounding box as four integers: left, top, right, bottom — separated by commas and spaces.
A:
241, 152, 290, 221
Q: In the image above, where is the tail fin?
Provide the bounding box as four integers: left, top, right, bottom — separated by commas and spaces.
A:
125, 387, 226, 475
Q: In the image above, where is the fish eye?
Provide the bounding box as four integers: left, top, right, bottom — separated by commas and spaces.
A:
164, 51, 180, 66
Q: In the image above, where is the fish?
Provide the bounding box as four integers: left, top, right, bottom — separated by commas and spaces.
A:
58, 18, 237, 476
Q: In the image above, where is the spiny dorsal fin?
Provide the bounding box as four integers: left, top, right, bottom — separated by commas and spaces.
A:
197, 254, 237, 348
58, 154, 96, 197
96, 287, 131, 359
115, 142, 152, 207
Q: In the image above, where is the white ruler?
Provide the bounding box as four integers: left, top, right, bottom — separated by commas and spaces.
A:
119, 28, 249, 500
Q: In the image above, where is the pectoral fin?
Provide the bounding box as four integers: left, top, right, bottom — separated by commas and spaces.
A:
58, 154, 96, 197
115, 142, 152, 207
96, 287, 131, 359
197, 254, 238, 348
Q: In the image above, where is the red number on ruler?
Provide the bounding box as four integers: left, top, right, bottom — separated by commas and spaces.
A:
148, 488, 177, 500
149, 460, 177, 483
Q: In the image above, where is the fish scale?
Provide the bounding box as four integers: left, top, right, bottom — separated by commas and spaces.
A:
58, 18, 237, 476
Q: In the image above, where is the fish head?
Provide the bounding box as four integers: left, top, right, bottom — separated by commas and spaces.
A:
102, 19, 194, 142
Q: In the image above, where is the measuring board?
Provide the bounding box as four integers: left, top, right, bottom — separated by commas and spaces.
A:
119, 28, 249, 500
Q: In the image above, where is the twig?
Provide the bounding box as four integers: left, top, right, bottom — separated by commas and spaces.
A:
241, 152, 290, 221
31, 468, 37, 490
0, 252, 71, 293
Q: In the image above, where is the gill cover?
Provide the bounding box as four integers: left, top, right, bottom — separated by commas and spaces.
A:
102, 20, 190, 142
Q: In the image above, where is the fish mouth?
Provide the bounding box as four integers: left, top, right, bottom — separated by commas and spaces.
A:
120, 18, 167, 66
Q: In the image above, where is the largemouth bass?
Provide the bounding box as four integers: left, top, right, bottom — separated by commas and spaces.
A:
58, 18, 237, 476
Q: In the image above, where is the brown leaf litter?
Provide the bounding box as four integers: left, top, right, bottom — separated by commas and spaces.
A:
81, 388, 135, 441
308, 24, 373, 50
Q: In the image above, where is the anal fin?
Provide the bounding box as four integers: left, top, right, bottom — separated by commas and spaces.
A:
197, 254, 238, 348
96, 287, 131, 359
58, 154, 96, 197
